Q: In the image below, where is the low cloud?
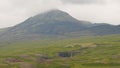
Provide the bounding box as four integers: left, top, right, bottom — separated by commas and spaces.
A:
0, 0, 120, 28
60, 0, 105, 4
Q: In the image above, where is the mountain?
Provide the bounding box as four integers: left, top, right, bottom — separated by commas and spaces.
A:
9, 9, 92, 35
0, 9, 93, 41
0, 9, 120, 41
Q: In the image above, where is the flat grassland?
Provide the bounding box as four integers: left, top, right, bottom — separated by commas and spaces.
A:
0, 35, 120, 68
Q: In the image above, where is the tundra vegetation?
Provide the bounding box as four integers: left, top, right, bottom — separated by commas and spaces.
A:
0, 35, 120, 68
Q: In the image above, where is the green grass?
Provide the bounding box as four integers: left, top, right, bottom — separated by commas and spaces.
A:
0, 34, 120, 68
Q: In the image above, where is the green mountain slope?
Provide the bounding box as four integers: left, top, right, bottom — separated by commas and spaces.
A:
0, 9, 120, 41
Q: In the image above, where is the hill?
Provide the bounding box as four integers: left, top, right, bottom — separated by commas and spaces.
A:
0, 9, 120, 41
0, 9, 93, 41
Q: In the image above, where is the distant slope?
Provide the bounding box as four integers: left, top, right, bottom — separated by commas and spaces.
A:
82, 24, 120, 36
0, 27, 10, 35
69, 24, 120, 36
84, 25, 120, 35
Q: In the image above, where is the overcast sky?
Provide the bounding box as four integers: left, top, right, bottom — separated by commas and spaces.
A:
0, 0, 120, 28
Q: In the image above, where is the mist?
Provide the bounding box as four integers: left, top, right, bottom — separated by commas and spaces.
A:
0, 0, 120, 28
